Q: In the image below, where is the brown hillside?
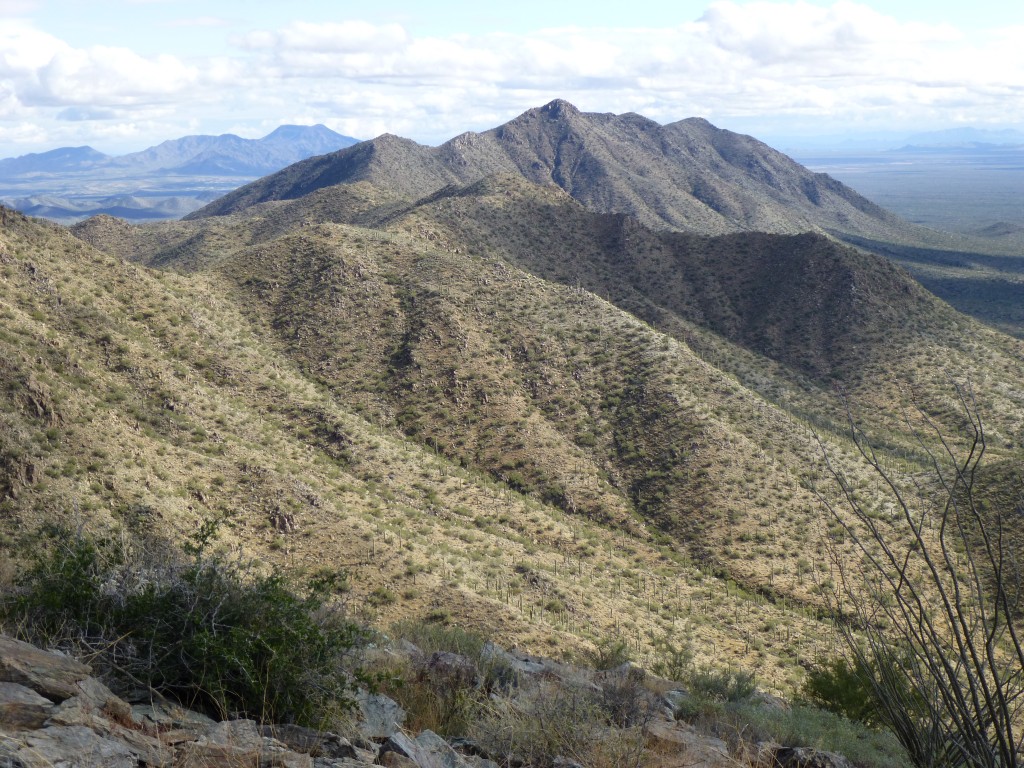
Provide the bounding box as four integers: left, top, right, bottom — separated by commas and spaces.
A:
73, 165, 1024, 651
2, 202, 885, 693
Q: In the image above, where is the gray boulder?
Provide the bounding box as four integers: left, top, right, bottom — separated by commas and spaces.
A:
356, 691, 406, 739
380, 730, 473, 768
0, 635, 91, 701
773, 746, 855, 768
0, 681, 55, 729
261, 724, 360, 760
0, 724, 138, 768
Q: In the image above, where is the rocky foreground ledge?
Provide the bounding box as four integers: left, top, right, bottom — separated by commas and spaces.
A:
0, 634, 852, 768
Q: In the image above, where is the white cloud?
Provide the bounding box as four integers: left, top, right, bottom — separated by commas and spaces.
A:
0, 0, 37, 15
2, 2, 1024, 155
30, 47, 198, 106
164, 16, 231, 28
698, 0, 959, 67
0, 20, 198, 112
240, 21, 409, 54
0, 21, 66, 74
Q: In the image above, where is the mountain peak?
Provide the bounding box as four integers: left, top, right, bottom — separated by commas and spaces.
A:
374, 133, 418, 145
539, 99, 581, 118
189, 101, 901, 242
262, 124, 341, 142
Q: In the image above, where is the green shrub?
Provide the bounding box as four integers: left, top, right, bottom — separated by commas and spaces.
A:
650, 633, 694, 682
389, 618, 486, 659
722, 701, 908, 768
599, 667, 657, 728
671, 663, 757, 724
387, 620, 511, 689
3, 524, 362, 726
801, 655, 880, 725
368, 586, 398, 606
687, 665, 757, 703
378, 655, 480, 737
471, 682, 646, 768
381, 620, 487, 736
582, 637, 632, 670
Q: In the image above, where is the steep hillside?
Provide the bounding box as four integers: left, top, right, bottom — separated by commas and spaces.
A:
67, 157, 1024, 684
2, 203, 884, 692
12, 111, 1024, 707
161, 173, 1024, 449
391, 177, 1024, 456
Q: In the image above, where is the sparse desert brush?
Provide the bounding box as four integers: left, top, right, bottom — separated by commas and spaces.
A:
3, 123, 1024, 720
470, 679, 648, 768
2, 519, 363, 726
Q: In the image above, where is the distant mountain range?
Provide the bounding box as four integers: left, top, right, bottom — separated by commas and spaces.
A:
900, 127, 1024, 149
0, 125, 359, 222
0, 124, 358, 178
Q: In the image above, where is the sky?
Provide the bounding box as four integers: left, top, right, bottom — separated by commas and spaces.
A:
1, 0, 1023, 157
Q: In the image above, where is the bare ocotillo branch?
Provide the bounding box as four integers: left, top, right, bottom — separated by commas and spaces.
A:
817, 382, 1024, 768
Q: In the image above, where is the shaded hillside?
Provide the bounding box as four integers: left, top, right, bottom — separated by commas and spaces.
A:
376, 175, 948, 383
190, 100, 903, 240
384, 175, 1024, 447
170, 173, 1024, 446
185, 101, 1024, 338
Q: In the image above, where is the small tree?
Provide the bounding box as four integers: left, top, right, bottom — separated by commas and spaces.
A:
817, 384, 1024, 768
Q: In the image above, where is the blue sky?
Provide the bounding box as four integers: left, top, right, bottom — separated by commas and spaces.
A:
2, 0, 1023, 156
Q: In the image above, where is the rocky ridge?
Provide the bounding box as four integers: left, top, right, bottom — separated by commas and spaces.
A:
185, 100, 1024, 337
188, 100, 900, 242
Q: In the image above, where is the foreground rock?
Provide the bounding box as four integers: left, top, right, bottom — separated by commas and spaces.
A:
0, 635, 360, 768
0, 635, 92, 701
0, 634, 865, 768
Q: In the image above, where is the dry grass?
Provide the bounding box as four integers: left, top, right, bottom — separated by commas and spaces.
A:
3, 170, 1023, 704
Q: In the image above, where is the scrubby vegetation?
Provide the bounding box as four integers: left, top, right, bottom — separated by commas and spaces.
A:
4, 103, 1024, 767
373, 618, 909, 768
2, 520, 362, 726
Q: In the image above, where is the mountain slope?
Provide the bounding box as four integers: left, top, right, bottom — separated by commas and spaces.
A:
79, 173, 1024, 611
376, 175, 942, 382
8, 201, 904, 692
11, 112, 1024, 700
191, 100, 905, 242
175, 171, 1024, 429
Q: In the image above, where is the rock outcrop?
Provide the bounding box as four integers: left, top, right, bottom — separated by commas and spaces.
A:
0, 634, 862, 768
0, 634, 368, 768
